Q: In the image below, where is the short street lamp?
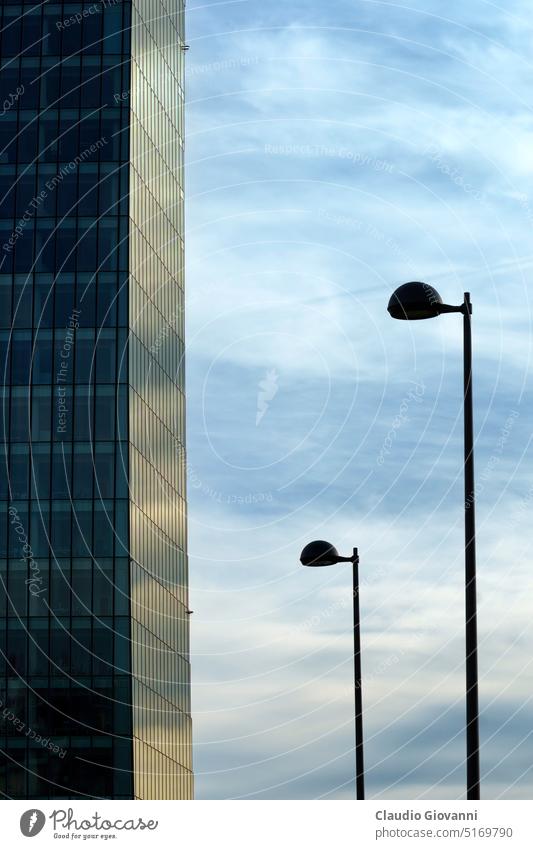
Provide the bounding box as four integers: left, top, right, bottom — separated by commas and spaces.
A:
300, 540, 365, 800
387, 281, 480, 801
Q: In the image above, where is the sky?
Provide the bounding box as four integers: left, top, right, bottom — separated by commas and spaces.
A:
184, 0, 533, 799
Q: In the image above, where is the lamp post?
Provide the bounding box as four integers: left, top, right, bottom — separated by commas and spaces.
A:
300, 540, 365, 800
387, 281, 480, 800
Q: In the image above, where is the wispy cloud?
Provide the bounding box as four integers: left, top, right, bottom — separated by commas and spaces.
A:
185, 0, 533, 799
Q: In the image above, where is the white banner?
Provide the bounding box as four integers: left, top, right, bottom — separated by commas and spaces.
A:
1, 800, 533, 848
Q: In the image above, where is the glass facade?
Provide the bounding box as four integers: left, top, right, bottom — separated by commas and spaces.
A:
0, 0, 191, 799
128, 0, 192, 800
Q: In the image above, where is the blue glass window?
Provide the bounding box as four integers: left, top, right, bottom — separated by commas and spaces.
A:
32, 385, 52, 442
16, 169, 36, 216
96, 329, 116, 382
94, 442, 114, 498
93, 559, 113, 615
72, 560, 92, 616
9, 445, 29, 499
30, 444, 50, 500
34, 275, 55, 327
12, 279, 33, 328
73, 385, 93, 441
51, 502, 71, 556
51, 445, 72, 498
71, 500, 92, 557
78, 165, 99, 216
32, 330, 54, 383
94, 500, 114, 555
11, 332, 32, 384
29, 501, 50, 558
0, 167, 16, 217
73, 443, 93, 498
60, 58, 81, 108
95, 385, 115, 440
50, 560, 71, 616
0, 113, 17, 164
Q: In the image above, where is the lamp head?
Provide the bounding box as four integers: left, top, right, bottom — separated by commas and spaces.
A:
387, 281, 443, 320
300, 540, 343, 567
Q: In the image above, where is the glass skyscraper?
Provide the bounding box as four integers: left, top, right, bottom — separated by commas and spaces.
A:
0, 0, 192, 799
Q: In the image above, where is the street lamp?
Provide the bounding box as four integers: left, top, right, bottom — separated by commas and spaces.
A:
300, 540, 365, 800
387, 281, 480, 800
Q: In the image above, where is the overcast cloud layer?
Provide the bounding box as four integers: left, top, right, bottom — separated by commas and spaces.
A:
185, 0, 533, 799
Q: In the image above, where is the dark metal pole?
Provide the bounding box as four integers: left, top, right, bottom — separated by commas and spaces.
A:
463, 292, 480, 800
352, 547, 365, 800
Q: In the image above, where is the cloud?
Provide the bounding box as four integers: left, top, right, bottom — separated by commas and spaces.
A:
184, 0, 533, 799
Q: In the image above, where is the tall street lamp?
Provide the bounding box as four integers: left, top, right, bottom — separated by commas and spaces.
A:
387, 281, 480, 800
300, 540, 365, 800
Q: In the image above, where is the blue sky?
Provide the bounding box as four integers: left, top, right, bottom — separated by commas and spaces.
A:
184, 0, 533, 799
